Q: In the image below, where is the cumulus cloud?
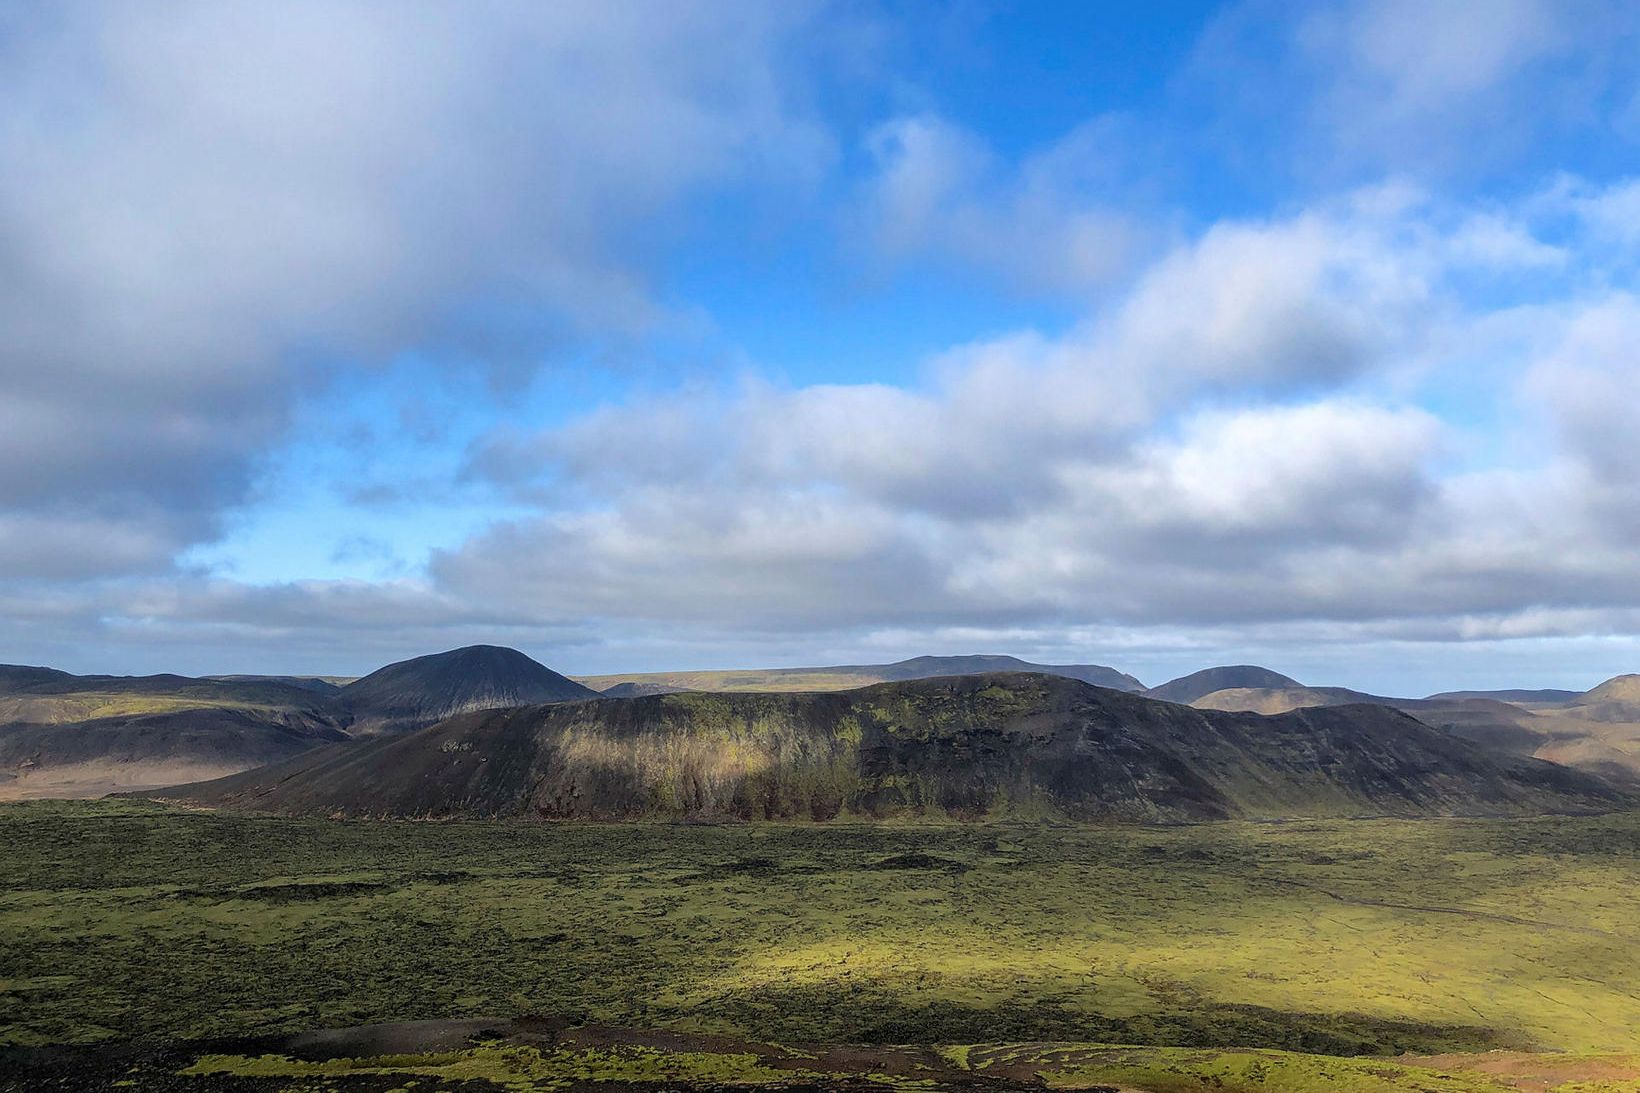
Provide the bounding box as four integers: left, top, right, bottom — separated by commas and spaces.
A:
6, 4, 1640, 686
857, 114, 1149, 292
1194, 0, 1640, 180
0, 0, 823, 574
441, 196, 1550, 638
410, 183, 1640, 670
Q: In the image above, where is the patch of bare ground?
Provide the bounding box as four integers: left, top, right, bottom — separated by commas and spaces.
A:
1404, 1051, 1640, 1091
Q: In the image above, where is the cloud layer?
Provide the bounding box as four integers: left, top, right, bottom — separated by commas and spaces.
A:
3, 1, 1640, 690
0, 0, 821, 576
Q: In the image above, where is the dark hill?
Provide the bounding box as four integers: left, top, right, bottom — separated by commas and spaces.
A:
0, 664, 77, 691
161, 673, 1632, 822
1148, 665, 1303, 705
338, 645, 601, 735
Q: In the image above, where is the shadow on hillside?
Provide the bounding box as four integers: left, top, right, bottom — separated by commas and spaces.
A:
657, 983, 1514, 1055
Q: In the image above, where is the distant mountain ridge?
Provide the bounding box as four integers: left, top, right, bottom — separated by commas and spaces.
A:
158, 673, 1634, 823
577, 654, 1145, 695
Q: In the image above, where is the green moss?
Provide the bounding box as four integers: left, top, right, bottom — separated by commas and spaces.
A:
182, 1045, 815, 1089
5, 802, 1640, 1056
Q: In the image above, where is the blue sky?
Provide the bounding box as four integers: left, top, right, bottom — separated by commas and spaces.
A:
4, 1, 1640, 693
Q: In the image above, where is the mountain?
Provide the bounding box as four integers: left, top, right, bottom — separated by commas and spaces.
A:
0, 667, 348, 799
157, 673, 1633, 822
1182, 673, 1640, 782
1146, 665, 1303, 705
0, 645, 599, 797
338, 645, 602, 735
579, 654, 1145, 695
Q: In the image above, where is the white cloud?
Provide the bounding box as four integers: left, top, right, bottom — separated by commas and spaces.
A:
1194, 0, 1640, 180
0, 0, 824, 573
429, 184, 1640, 660
858, 114, 1149, 292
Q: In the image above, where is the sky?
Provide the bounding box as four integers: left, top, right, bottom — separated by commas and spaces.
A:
4, 0, 1640, 694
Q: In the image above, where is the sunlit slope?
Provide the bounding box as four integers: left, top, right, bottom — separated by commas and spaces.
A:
159, 673, 1633, 821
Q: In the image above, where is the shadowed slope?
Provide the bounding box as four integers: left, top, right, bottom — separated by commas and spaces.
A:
161, 673, 1633, 822
338, 645, 601, 735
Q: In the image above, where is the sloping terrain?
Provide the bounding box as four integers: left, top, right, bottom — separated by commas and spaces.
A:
0, 707, 348, 799
1187, 673, 1640, 780
1146, 665, 1303, 704
579, 654, 1145, 694
0, 646, 602, 797
1190, 687, 1551, 753
161, 673, 1633, 821
0, 668, 348, 800
337, 645, 602, 735
1516, 675, 1640, 776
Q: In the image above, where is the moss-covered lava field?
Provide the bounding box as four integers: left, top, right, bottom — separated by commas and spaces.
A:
4, 800, 1640, 1090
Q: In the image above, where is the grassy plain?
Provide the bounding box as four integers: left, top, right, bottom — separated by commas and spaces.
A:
3, 801, 1640, 1089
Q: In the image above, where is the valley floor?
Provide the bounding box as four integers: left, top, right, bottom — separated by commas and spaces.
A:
3, 802, 1640, 1090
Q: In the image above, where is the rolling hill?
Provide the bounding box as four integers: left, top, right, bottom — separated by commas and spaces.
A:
578, 654, 1145, 695
0, 645, 602, 797
157, 673, 1633, 822
0, 669, 348, 799
338, 644, 602, 735
1146, 665, 1303, 705
1179, 672, 1640, 781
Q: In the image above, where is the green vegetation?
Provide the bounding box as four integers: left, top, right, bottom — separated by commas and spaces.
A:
181, 1044, 810, 1089
0, 689, 310, 724
159, 1041, 1640, 1092
4, 800, 1640, 1065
